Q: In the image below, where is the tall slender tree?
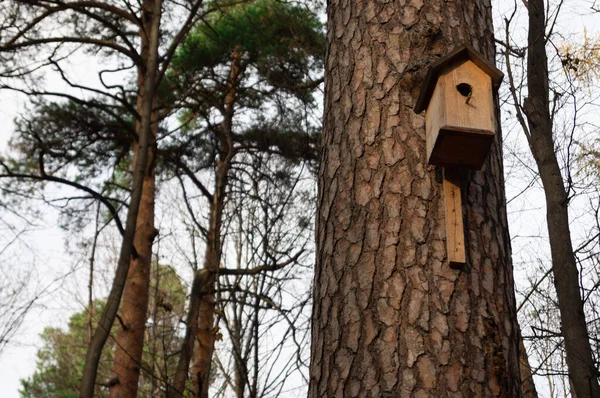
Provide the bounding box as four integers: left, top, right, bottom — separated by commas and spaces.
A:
310, 1, 524, 395
502, 0, 600, 395
163, 2, 324, 395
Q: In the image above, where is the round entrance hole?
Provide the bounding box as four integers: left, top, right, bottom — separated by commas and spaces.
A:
456, 83, 472, 97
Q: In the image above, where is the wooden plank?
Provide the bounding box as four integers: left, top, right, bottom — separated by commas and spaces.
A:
443, 167, 466, 269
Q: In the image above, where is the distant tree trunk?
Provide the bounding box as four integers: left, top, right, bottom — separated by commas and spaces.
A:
192, 252, 218, 398
107, 1, 160, 396
170, 50, 241, 398
523, 1, 600, 396
310, 1, 524, 396
109, 127, 156, 396
192, 138, 233, 398
170, 269, 210, 397
80, 0, 161, 395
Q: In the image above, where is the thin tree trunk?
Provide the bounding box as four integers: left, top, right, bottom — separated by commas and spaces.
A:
170, 269, 211, 397
191, 50, 240, 398
150, 244, 161, 396
88, 201, 101, 344
172, 204, 223, 398
170, 50, 241, 398
79, 0, 162, 396
192, 267, 218, 398
310, 0, 523, 396
523, 1, 600, 396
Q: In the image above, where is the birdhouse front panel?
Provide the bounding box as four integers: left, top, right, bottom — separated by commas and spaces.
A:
425, 58, 497, 169
443, 59, 495, 132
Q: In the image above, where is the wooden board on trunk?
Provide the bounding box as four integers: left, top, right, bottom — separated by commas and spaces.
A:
443, 167, 466, 268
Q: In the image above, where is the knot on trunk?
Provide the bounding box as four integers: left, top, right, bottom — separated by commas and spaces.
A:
107, 376, 120, 387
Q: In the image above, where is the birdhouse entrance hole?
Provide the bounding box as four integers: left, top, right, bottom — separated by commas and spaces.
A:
456, 83, 472, 98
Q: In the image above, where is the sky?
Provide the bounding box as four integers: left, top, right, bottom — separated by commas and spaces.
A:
1, 1, 600, 397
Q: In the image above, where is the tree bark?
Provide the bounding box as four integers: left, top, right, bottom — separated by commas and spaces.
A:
109, 123, 156, 397
80, 0, 162, 396
519, 336, 538, 398
107, 1, 159, 395
170, 269, 210, 398
523, 0, 600, 396
310, 1, 524, 396
192, 263, 218, 398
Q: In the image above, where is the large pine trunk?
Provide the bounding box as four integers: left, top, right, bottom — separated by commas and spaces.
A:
524, 1, 600, 396
310, 1, 524, 396
108, 0, 159, 395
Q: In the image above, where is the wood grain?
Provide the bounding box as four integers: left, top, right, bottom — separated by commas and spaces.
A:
443, 167, 466, 268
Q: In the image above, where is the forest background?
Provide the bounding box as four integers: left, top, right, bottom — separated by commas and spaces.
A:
0, 0, 600, 397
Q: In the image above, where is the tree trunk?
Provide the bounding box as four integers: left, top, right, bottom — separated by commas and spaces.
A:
523, 1, 600, 396
519, 335, 538, 398
191, 50, 240, 398
192, 267, 217, 398
109, 132, 156, 397
170, 50, 241, 398
107, 0, 160, 395
168, 196, 223, 398
170, 269, 210, 397
310, 1, 524, 396
191, 163, 230, 398
79, 0, 161, 396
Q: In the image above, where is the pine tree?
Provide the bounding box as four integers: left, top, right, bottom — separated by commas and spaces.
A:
310, 1, 524, 395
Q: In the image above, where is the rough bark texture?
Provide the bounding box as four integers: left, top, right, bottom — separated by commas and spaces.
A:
310, 1, 523, 396
523, 1, 600, 396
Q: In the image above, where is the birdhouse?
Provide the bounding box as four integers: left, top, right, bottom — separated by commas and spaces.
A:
414, 45, 504, 169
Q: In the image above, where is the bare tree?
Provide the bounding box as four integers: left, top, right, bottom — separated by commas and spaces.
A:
500, 0, 600, 395
209, 152, 314, 398
0, 211, 39, 355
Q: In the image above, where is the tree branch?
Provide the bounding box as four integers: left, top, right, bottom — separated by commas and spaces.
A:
217, 250, 304, 276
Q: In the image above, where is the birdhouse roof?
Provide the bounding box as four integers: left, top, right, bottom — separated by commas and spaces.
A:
414, 44, 504, 114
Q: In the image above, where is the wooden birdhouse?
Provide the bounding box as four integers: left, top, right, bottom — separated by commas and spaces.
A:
414, 45, 504, 170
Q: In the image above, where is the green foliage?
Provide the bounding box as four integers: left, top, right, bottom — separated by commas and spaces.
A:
161, 0, 325, 176
19, 265, 187, 397
4, 99, 136, 233
172, 0, 324, 96
19, 301, 112, 398
11, 100, 135, 183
